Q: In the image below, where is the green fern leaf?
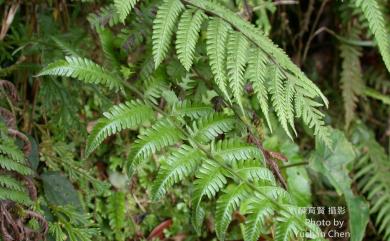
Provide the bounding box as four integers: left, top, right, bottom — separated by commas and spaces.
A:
0, 155, 33, 176
354, 0, 390, 72
108, 191, 126, 239
340, 30, 363, 128
0, 141, 24, 162
176, 9, 206, 71
275, 208, 303, 241
172, 101, 214, 119
152, 145, 203, 199
87, 4, 121, 29
227, 31, 249, 111
295, 89, 331, 146
127, 119, 184, 176
0, 187, 32, 204
242, 199, 274, 241
97, 28, 121, 70
152, 0, 185, 68
38, 56, 122, 91
192, 160, 227, 232
247, 48, 272, 131
353, 125, 390, 240
191, 113, 235, 143
85, 100, 154, 157
206, 18, 231, 99
233, 159, 275, 184
212, 138, 262, 164
268, 66, 293, 139
0, 175, 26, 192
215, 184, 248, 241
114, 0, 138, 22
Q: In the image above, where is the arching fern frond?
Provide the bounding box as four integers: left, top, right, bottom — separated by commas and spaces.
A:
38, 56, 122, 91
85, 100, 155, 157
152, 0, 185, 68
176, 9, 206, 71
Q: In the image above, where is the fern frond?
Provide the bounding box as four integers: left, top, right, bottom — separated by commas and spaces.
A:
152, 0, 185, 68
353, 125, 390, 240
211, 138, 261, 164
176, 9, 206, 71
127, 119, 184, 175
242, 199, 274, 241
247, 48, 271, 131
206, 18, 231, 99
191, 113, 235, 143
38, 56, 122, 91
86, 100, 154, 157
354, 0, 390, 72
172, 100, 214, 119
152, 145, 203, 199
114, 0, 139, 22
227, 31, 249, 111
192, 160, 227, 232
340, 27, 363, 128
183, 0, 328, 107
108, 191, 126, 239
215, 184, 248, 241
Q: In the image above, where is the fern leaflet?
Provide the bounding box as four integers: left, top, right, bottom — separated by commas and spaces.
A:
152, 0, 185, 68
227, 31, 249, 111
114, 0, 139, 22
86, 100, 154, 157
176, 9, 206, 71
38, 56, 122, 91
